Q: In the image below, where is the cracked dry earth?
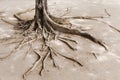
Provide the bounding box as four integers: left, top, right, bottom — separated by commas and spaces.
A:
0, 0, 120, 80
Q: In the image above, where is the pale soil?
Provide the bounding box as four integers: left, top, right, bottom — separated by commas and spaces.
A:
0, 0, 120, 80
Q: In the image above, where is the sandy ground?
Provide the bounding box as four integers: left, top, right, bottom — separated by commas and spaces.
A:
0, 0, 120, 80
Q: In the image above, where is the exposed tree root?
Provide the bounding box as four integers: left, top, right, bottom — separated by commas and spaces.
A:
0, 34, 37, 60
23, 46, 42, 80
1, 0, 120, 80
0, 37, 27, 60
58, 38, 77, 50
50, 47, 83, 67
58, 36, 77, 44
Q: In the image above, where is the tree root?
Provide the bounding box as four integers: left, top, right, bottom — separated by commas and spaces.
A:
23, 46, 42, 80
0, 35, 37, 60
50, 47, 83, 67
58, 38, 77, 50
58, 36, 78, 44
23, 43, 83, 80
0, 37, 26, 60
41, 0, 108, 51
1, 0, 120, 80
